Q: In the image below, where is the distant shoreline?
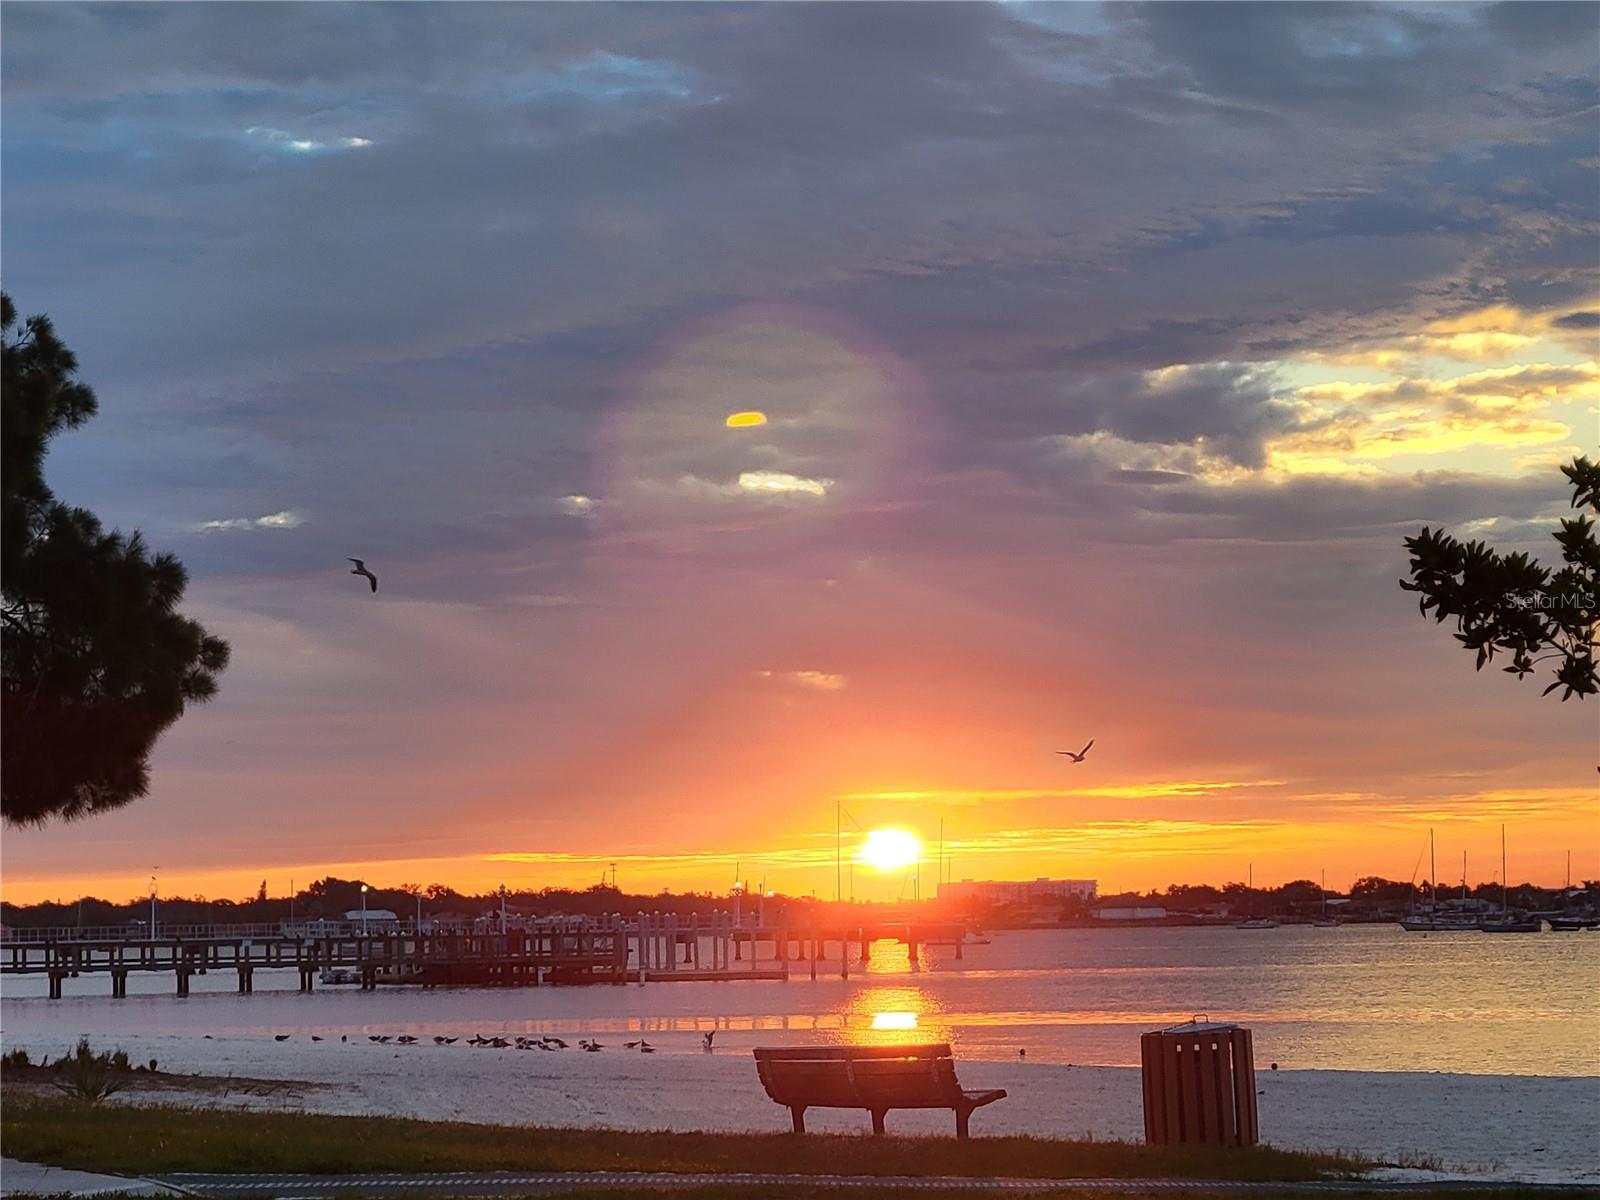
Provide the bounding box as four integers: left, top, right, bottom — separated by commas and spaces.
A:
988, 916, 1394, 930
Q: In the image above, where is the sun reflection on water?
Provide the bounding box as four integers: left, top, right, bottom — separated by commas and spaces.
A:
841, 985, 948, 1046
871, 1011, 918, 1030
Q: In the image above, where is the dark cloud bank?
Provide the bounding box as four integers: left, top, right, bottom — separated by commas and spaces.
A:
2, 1, 1595, 592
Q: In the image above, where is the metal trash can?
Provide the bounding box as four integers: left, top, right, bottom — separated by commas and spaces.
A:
1140, 1018, 1258, 1147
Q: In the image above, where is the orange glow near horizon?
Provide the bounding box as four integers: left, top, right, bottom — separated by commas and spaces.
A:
3, 777, 1597, 907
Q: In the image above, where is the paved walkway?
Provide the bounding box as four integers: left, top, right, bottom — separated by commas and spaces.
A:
153, 1171, 1594, 1197
0, 1158, 183, 1197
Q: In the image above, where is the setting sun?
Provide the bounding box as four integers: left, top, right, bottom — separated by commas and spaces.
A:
859, 828, 922, 872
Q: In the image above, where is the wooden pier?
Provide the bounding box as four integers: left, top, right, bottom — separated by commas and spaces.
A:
2, 912, 968, 998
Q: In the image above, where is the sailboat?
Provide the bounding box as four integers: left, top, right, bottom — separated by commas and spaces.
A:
1399, 830, 1477, 931
1549, 851, 1600, 930
1548, 914, 1600, 931
1480, 825, 1541, 933
1310, 869, 1338, 927
1233, 862, 1279, 928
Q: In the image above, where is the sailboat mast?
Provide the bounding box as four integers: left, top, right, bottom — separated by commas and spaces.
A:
1502, 824, 1508, 915
1430, 828, 1437, 909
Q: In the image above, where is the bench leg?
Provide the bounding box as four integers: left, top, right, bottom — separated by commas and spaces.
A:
955, 1106, 971, 1139
790, 1106, 806, 1134
870, 1109, 886, 1136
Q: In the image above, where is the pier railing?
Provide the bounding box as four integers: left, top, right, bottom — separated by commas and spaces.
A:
0, 915, 702, 944
2, 912, 967, 997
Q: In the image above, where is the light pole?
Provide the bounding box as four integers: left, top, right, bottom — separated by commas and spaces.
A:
149, 867, 160, 940
498, 883, 508, 934
415, 891, 423, 934
360, 884, 369, 936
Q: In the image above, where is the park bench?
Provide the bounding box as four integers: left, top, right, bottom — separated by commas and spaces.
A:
752, 1043, 1006, 1137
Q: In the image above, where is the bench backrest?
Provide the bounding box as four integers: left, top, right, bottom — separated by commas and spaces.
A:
753, 1044, 963, 1109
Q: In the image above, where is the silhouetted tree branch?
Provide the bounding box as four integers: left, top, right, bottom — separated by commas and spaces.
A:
2, 292, 229, 824
1400, 456, 1598, 701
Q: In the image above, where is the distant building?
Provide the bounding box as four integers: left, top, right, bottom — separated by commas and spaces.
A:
343, 908, 398, 923
940, 878, 1098, 905
1093, 905, 1168, 921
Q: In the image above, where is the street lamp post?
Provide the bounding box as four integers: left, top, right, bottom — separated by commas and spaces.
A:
149, 868, 160, 940
360, 884, 369, 936
498, 883, 508, 934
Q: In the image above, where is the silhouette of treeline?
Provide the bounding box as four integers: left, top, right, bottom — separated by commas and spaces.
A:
5, 873, 1596, 930
2, 877, 809, 929
1023, 877, 1598, 922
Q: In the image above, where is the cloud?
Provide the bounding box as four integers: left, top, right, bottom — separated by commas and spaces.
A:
1266, 359, 1594, 474
760, 670, 847, 691
197, 510, 303, 532
837, 780, 1283, 806
737, 471, 833, 498
245, 126, 373, 154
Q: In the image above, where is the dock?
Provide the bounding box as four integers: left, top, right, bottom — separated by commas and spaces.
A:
1, 912, 969, 997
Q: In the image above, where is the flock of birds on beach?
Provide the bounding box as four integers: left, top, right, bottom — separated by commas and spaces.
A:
254, 1031, 1262, 1068
263, 1031, 722, 1053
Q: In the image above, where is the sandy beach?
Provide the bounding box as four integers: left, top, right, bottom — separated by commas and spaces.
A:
5, 1032, 1594, 1185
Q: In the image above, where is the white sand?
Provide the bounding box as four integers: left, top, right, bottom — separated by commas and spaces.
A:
7, 1033, 1596, 1184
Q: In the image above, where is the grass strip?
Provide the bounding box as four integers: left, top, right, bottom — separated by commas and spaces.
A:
1, 1095, 1364, 1181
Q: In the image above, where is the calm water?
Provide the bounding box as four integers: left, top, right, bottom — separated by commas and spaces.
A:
4, 926, 1596, 1076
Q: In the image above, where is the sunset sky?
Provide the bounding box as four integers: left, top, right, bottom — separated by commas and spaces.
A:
2, 3, 1596, 907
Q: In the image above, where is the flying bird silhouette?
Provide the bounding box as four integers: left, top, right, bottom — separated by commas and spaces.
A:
1057, 739, 1095, 763
347, 558, 378, 592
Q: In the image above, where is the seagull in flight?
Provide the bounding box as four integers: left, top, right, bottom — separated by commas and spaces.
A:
347, 558, 378, 593
1057, 739, 1094, 763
